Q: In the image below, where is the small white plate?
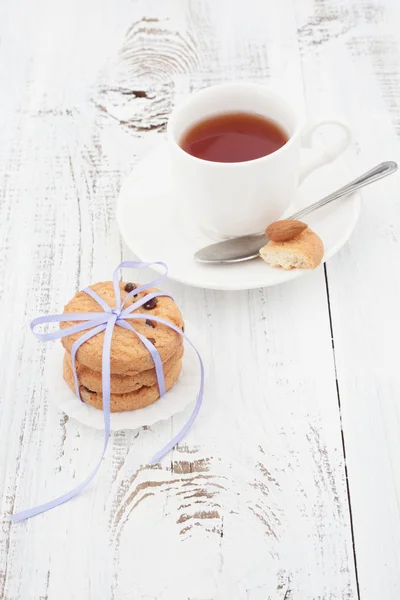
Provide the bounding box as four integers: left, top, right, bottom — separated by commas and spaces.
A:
46, 322, 204, 431
117, 142, 361, 291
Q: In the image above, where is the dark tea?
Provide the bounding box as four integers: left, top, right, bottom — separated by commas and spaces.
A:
180, 112, 288, 163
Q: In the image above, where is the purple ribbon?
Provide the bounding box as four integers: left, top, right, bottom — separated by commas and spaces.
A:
11, 261, 204, 523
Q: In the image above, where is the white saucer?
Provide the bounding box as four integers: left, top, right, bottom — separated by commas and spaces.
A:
117, 142, 361, 290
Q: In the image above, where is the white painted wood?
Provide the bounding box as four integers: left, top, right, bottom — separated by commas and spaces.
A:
294, 0, 400, 597
0, 0, 397, 598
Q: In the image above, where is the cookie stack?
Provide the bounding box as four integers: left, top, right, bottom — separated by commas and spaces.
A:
61, 281, 184, 412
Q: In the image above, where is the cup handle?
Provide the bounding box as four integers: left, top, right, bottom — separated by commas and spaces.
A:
298, 118, 352, 184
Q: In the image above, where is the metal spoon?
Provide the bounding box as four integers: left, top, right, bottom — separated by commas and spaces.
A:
194, 161, 397, 264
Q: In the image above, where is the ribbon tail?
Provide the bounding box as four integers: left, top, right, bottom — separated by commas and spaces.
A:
148, 331, 205, 465
9, 460, 105, 522
117, 313, 205, 464
10, 316, 117, 523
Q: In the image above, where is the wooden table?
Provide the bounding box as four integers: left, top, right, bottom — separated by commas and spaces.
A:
1, 1, 399, 598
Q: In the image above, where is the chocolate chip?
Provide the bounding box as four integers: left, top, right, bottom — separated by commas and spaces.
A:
147, 338, 156, 345
82, 385, 94, 394
182, 322, 185, 332
124, 282, 137, 293
146, 319, 155, 328
143, 297, 158, 310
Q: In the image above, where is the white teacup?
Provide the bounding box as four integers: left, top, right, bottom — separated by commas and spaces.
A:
167, 82, 351, 239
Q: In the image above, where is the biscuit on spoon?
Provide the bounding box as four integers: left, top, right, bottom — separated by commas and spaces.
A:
260, 220, 324, 270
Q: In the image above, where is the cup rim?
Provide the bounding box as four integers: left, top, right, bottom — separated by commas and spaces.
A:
167, 81, 304, 167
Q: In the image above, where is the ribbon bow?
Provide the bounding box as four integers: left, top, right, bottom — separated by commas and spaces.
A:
11, 261, 204, 522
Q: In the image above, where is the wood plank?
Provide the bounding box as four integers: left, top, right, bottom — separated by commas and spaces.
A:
294, 0, 400, 597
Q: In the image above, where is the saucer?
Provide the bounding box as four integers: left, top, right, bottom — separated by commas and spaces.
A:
117, 142, 361, 290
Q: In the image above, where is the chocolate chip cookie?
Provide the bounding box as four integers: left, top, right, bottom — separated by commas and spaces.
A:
61, 281, 183, 374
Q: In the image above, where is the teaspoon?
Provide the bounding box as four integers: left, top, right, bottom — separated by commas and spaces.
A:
194, 161, 397, 264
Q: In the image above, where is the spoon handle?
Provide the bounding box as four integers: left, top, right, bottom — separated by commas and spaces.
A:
288, 161, 397, 221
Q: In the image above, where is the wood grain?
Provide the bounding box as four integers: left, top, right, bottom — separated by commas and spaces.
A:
295, 0, 400, 596
0, 0, 398, 598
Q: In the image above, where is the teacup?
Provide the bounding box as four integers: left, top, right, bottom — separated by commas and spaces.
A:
167, 82, 351, 240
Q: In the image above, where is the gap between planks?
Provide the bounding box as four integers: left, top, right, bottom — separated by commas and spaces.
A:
324, 263, 361, 600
